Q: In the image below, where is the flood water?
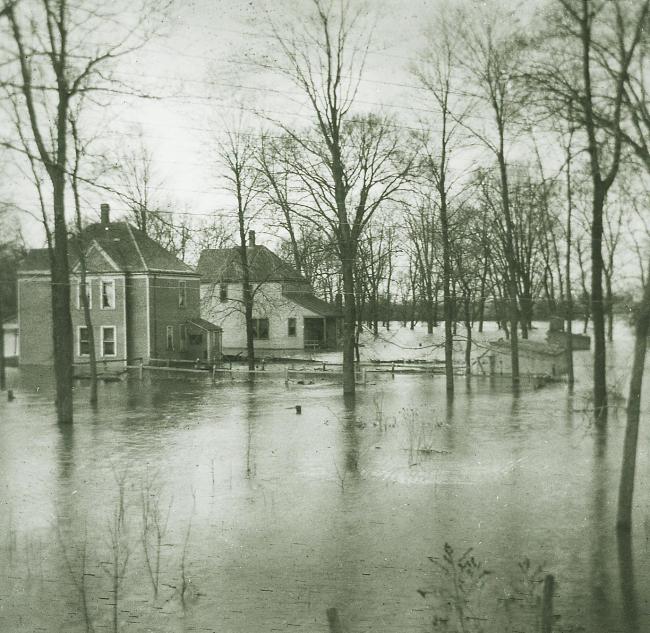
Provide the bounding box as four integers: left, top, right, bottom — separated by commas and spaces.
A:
0, 324, 648, 632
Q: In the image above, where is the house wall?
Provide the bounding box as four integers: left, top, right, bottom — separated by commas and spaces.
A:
489, 345, 569, 377
125, 275, 149, 362
70, 274, 127, 368
201, 281, 322, 354
149, 274, 201, 360
18, 275, 53, 365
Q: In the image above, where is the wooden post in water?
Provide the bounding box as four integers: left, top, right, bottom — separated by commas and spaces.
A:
138, 358, 143, 380
541, 574, 554, 633
326, 608, 343, 633
212, 364, 216, 384
284, 366, 289, 386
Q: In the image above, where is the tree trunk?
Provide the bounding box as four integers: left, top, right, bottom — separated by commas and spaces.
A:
592, 189, 607, 424
341, 256, 356, 394
51, 176, 74, 424
440, 194, 454, 396
565, 163, 575, 388
606, 274, 614, 342
0, 295, 5, 391
616, 259, 650, 531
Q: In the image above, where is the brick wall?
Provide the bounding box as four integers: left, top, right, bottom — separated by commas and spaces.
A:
149, 274, 201, 360
18, 276, 53, 365
70, 274, 127, 368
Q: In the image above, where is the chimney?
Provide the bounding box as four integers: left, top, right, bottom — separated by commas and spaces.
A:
248, 230, 256, 247
100, 203, 110, 225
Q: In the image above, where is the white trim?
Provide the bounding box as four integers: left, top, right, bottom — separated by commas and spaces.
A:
99, 278, 116, 310
100, 325, 117, 357
122, 277, 128, 359
125, 222, 148, 270
77, 325, 90, 357
179, 280, 187, 308
145, 275, 151, 360
76, 278, 93, 310
17, 278, 21, 362
71, 240, 120, 273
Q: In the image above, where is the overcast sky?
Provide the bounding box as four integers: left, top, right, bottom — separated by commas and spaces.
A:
5, 0, 533, 249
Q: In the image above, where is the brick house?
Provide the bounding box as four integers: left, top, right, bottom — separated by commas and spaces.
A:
18, 205, 221, 368
197, 231, 341, 356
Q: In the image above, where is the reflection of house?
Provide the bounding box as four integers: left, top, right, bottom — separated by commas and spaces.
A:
487, 339, 568, 377
18, 204, 221, 368
197, 231, 341, 356
2, 315, 19, 365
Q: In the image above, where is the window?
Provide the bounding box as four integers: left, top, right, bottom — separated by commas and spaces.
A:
78, 327, 90, 356
179, 324, 187, 351
101, 326, 116, 357
166, 325, 174, 351
288, 317, 296, 337
219, 283, 228, 302
179, 281, 187, 308
189, 333, 203, 346
252, 318, 269, 340
101, 279, 115, 309
77, 280, 92, 309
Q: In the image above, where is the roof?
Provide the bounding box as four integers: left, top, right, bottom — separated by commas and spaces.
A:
19, 222, 195, 274
283, 290, 341, 317
187, 317, 222, 331
18, 248, 50, 272
196, 245, 306, 283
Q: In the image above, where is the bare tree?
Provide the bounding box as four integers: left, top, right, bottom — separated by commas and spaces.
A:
264, 0, 414, 394
413, 9, 472, 396
530, 0, 650, 422
0, 0, 156, 423
69, 112, 98, 406
217, 123, 263, 370
456, 2, 531, 387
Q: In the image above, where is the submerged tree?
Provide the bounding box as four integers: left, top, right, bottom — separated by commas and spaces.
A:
264, 0, 414, 393
530, 0, 650, 423
0, 0, 157, 423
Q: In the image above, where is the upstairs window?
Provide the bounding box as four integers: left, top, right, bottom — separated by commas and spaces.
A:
288, 317, 296, 337
252, 318, 269, 340
78, 327, 90, 356
179, 280, 187, 309
219, 283, 228, 302
78, 280, 92, 309
101, 326, 116, 357
166, 325, 174, 351
101, 279, 115, 309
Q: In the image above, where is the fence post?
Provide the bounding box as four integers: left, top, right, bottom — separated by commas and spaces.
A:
138, 358, 143, 380
322, 361, 326, 372
284, 365, 289, 386
541, 574, 554, 633
212, 364, 216, 384
262, 358, 265, 371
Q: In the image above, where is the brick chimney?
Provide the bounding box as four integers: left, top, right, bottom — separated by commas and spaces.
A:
100, 203, 110, 225
248, 230, 256, 247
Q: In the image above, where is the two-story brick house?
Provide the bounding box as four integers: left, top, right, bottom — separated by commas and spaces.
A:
18, 205, 222, 368
197, 231, 340, 356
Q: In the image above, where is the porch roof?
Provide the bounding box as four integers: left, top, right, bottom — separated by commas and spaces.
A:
187, 317, 222, 332
284, 291, 341, 317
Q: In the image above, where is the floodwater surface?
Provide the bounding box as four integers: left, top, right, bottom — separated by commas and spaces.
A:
0, 324, 648, 632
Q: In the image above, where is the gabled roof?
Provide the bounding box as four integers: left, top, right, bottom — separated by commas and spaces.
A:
18, 222, 195, 275
283, 290, 341, 317
196, 245, 306, 283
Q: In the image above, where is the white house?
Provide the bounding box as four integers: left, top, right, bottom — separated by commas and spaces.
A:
197, 232, 341, 356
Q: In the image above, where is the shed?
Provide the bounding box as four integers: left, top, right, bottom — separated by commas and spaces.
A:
487, 339, 568, 377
